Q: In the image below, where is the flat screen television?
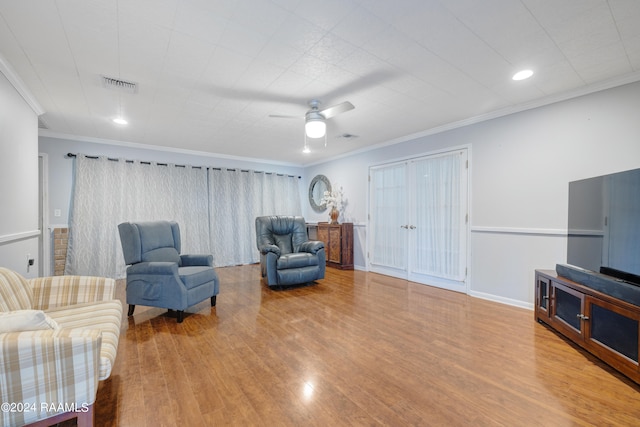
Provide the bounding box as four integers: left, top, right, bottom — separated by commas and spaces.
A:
567, 167, 640, 286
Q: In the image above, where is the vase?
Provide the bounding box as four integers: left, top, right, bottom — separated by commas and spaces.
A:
330, 207, 339, 224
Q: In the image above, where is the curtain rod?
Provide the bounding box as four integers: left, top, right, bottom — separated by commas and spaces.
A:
66, 153, 301, 178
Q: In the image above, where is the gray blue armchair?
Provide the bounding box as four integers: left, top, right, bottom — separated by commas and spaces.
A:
255, 215, 326, 287
118, 220, 219, 323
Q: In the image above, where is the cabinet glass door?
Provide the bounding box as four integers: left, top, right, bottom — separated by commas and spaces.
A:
587, 297, 639, 363
552, 283, 584, 334
536, 275, 550, 318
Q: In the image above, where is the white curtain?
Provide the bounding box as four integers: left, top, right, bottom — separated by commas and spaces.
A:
209, 168, 301, 267
370, 162, 407, 270
66, 156, 210, 278
66, 156, 302, 277
369, 150, 467, 285
412, 152, 464, 280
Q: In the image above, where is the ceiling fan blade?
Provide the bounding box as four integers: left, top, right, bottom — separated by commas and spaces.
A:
319, 101, 355, 119
268, 114, 301, 119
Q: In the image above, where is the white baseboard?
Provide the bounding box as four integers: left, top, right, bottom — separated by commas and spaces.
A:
469, 290, 533, 311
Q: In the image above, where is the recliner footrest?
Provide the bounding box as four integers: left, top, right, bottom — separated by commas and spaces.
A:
276, 252, 319, 269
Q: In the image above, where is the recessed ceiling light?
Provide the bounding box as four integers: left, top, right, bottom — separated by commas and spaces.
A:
113, 117, 128, 125
302, 146, 311, 154
512, 69, 534, 81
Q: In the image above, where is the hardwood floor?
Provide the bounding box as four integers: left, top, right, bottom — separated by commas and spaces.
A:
89, 265, 640, 426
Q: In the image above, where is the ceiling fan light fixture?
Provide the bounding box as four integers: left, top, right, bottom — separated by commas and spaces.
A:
305, 117, 326, 138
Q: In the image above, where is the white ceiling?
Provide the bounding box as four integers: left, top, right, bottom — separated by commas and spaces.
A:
1, 0, 639, 165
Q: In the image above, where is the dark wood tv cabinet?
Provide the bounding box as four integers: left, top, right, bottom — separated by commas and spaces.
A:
535, 269, 640, 385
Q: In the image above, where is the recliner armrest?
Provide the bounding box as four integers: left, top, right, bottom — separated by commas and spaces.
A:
298, 240, 324, 254
180, 254, 213, 267
259, 244, 281, 257
127, 262, 179, 275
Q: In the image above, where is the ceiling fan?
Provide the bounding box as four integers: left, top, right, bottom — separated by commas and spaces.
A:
270, 99, 355, 139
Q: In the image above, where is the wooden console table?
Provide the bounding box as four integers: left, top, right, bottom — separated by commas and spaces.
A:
535, 269, 640, 385
317, 222, 353, 270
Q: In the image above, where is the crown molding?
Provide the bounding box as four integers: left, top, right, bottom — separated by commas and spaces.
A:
0, 54, 44, 116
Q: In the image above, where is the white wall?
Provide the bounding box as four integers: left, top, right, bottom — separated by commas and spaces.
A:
0, 63, 41, 276
303, 81, 640, 307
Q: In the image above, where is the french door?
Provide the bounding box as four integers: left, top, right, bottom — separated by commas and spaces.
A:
368, 149, 468, 292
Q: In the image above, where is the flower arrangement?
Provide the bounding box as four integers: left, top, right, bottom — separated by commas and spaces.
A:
321, 186, 343, 210
321, 186, 345, 223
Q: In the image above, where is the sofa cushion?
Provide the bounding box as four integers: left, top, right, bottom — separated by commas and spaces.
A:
273, 233, 293, 254
0, 310, 59, 333
0, 267, 33, 311
277, 252, 319, 270
142, 247, 181, 264
139, 221, 178, 250
179, 266, 218, 290
46, 300, 122, 380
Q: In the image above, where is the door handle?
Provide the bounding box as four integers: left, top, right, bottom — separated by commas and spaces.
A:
409, 225, 416, 229
400, 225, 408, 229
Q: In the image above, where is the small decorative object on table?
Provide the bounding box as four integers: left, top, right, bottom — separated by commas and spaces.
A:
330, 206, 339, 224
321, 185, 344, 224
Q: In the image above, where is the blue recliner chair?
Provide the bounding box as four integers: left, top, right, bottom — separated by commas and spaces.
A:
118, 220, 219, 323
255, 215, 325, 288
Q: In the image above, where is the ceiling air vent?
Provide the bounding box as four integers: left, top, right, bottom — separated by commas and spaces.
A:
101, 75, 138, 94
338, 133, 358, 140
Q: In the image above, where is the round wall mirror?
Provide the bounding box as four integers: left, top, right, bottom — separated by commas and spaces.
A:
309, 174, 331, 212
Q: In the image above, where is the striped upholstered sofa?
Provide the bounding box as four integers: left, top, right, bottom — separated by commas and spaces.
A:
0, 267, 122, 427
